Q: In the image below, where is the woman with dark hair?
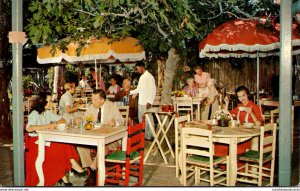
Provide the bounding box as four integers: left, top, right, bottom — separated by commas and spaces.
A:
25, 92, 83, 186
215, 85, 263, 156
228, 85, 263, 126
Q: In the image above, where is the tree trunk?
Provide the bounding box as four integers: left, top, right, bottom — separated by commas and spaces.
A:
54, 66, 66, 101
0, 0, 12, 139
0, 60, 11, 139
161, 48, 181, 104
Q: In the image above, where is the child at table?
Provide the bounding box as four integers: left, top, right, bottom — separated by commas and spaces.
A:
215, 85, 263, 156
25, 92, 83, 186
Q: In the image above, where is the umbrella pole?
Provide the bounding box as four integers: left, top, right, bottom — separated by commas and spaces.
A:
100, 63, 102, 90
256, 51, 260, 104
95, 59, 98, 89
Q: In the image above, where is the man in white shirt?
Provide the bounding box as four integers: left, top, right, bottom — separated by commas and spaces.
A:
130, 62, 156, 140
79, 74, 90, 89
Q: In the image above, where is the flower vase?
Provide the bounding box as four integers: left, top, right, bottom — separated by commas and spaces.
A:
218, 119, 229, 127
84, 121, 94, 130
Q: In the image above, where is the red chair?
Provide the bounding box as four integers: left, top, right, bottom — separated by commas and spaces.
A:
105, 119, 145, 186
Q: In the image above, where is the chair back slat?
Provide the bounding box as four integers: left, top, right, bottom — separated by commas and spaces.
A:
118, 106, 129, 126
126, 119, 145, 155
259, 123, 277, 160
175, 97, 193, 120
182, 128, 213, 154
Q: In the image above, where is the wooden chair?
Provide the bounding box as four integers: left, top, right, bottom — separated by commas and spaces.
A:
74, 87, 82, 98
118, 106, 129, 126
24, 96, 37, 117
74, 97, 88, 106
105, 119, 145, 186
236, 123, 277, 186
174, 113, 190, 178
181, 127, 228, 186
270, 108, 279, 124
174, 97, 194, 121
82, 88, 93, 103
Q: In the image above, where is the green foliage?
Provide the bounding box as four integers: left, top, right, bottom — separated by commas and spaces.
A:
25, 0, 278, 62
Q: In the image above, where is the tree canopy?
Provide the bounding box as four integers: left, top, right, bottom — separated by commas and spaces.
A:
26, 0, 278, 58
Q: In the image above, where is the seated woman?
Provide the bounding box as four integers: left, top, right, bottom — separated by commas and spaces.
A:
215, 85, 263, 156
106, 77, 120, 95
182, 78, 199, 97
200, 79, 219, 120
25, 92, 83, 186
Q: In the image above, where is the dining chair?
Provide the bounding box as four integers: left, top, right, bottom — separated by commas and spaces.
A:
236, 123, 277, 186
105, 119, 145, 186
118, 105, 129, 126
174, 97, 194, 121
74, 87, 82, 98
181, 127, 228, 186
174, 113, 190, 178
270, 108, 279, 124
74, 97, 88, 106
82, 88, 93, 103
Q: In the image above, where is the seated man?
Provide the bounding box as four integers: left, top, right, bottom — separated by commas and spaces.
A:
114, 78, 138, 124
76, 89, 124, 186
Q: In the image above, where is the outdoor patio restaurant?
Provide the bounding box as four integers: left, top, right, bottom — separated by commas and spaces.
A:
1, 0, 300, 188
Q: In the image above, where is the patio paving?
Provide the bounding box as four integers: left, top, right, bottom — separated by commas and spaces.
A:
0, 109, 299, 187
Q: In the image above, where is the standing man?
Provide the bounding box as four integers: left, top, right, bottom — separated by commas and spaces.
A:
130, 62, 156, 140
79, 74, 90, 89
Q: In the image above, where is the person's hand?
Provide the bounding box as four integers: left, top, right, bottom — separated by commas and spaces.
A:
49, 123, 57, 130
132, 94, 138, 99
146, 103, 151, 109
107, 119, 116, 126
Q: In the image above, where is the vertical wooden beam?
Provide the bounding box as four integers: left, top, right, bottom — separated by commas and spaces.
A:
279, 0, 292, 186
11, 0, 24, 186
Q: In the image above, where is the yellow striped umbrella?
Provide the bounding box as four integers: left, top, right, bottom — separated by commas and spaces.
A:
37, 37, 145, 64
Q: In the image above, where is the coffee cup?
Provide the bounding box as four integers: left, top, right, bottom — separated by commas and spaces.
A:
57, 123, 67, 131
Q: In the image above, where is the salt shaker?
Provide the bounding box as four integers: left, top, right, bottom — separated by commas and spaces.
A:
212, 116, 217, 127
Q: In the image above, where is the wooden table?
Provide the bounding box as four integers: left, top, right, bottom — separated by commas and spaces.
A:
144, 108, 175, 164
35, 126, 127, 186
185, 121, 260, 186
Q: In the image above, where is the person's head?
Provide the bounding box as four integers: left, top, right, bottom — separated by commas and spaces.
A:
122, 78, 131, 90
64, 82, 75, 94
89, 67, 95, 74
81, 74, 87, 80
110, 77, 117, 86
235, 86, 251, 105
207, 79, 215, 88
194, 66, 203, 76
135, 62, 146, 74
186, 78, 195, 87
92, 89, 106, 108
30, 92, 52, 114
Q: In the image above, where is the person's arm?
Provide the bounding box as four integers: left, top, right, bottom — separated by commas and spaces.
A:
66, 104, 79, 113
27, 117, 66, 132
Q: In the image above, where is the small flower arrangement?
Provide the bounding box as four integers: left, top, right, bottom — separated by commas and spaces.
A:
172, 90, 187, 97
85, 115, 94, 122
213, 109, 231, 127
